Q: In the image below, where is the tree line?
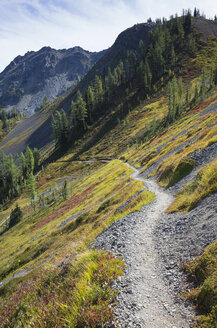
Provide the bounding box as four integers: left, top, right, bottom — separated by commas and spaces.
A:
51, 11, 214, 148
0, 107, 23, 132
0, 147, 40, 206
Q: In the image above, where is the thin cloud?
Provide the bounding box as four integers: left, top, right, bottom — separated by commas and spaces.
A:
0, 0, 217, 72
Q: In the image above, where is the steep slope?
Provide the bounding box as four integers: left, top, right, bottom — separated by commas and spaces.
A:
0, 46, 105, 115
73, 22, 155, 92
0, 22, 155, 155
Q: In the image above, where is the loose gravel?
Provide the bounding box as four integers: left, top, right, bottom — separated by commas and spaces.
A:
94, 165, 196, 327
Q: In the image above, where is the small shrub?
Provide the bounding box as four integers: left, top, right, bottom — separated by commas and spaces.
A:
185, 241, 217, 327
158, 157, 195, 188
8, 204, 22, 229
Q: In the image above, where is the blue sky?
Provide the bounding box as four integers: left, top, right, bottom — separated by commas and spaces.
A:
0, 0, 217, 72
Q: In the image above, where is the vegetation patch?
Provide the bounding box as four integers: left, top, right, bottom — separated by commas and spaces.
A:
158, 157, 195, 188
185, 240, 217, 328
0, 159, 154, 326
168, 157, 217, 212
0, 250, 125, 328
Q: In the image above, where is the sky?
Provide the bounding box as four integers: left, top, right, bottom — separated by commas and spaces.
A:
0, 0, 217, 73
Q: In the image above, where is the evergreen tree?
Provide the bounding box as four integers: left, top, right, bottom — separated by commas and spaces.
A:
20, 152, 27, 179
106, 68, 114, 95
33, 148, 40, 171
94, 75, 104, 104
86, 86, 95, 122
171, 44, 176, 68
60, 109, 69, 144
200, 68, 207, 100
177, 78, 184, 117
25, 146, 34, 175
70, 100, 77, 128
139, 40, 145, 59
26, 172, 36, 198
186, 84, 190, 107
62, 180, 68, 200
126, 50, 137, 78
194, 7, 197, 17
40, 96, 49, 109
39, 194, 46, 209
193, 83, 200, 106
116, 60, 125, 84
184, 10, 192, 35
8, 204, 22, 228
52, 110, 69, 146
76, 91, 88, 130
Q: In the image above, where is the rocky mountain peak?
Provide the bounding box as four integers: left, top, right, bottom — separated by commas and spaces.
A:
0, 46, 105, 115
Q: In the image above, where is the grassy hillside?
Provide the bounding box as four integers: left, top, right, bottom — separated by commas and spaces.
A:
0, 158, 154, 327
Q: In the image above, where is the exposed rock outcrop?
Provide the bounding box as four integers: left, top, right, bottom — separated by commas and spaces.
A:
0, 46, 105, 115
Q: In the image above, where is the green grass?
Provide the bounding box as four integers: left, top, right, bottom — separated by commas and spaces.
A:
0, 250, 124, 328
0, 158, 154, 327
185, 240, 217, 328
168, 157, 217, 212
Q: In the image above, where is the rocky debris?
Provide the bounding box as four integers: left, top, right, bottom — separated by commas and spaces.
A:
94, 166, 194, 327
155, 191, 217, 302
190, 141, 217, 166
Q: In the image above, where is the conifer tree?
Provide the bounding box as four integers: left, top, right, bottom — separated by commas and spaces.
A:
171, 44, 176, 69
20, 152, 27, 179
94, 75, 104, 104
33, 148, 40, 171
70, 100, 77, 128
8, 204, 22, 228
200, 68, 207, 100
86, 86, 95, 122
61, 109, 69, 144
107, 68, 114, 95
76, 91, 88, 130
62, 180, 68, 200
25, 146, 34, 175
139, 40, 145, 59
26, 172, 36, 198
116, 60, 125, 84
193, 83, 200, 106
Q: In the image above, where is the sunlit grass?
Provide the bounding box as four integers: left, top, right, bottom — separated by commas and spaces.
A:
168, 157, 217, 212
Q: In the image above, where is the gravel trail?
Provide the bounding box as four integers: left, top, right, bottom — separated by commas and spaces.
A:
94, 164, 193, 328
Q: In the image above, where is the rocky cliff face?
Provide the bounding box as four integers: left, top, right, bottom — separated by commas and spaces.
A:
0, 46, 105, 115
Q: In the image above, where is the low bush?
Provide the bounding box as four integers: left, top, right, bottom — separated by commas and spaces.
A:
158, 157, 195, 188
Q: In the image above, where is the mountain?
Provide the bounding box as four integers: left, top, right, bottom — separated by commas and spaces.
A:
0, 46, 105, 115
0, 22, 155, 154
72, 22, 155, 94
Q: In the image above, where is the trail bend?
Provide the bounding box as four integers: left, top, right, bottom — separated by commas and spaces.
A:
95, 162, 193, 327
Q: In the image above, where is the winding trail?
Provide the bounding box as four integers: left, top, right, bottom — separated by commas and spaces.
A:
95, 163, 192, 327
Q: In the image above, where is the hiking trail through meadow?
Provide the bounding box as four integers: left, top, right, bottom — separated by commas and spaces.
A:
94, 163, 194, 328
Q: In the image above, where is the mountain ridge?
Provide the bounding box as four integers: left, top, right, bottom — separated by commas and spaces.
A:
0, 46, 106, 115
